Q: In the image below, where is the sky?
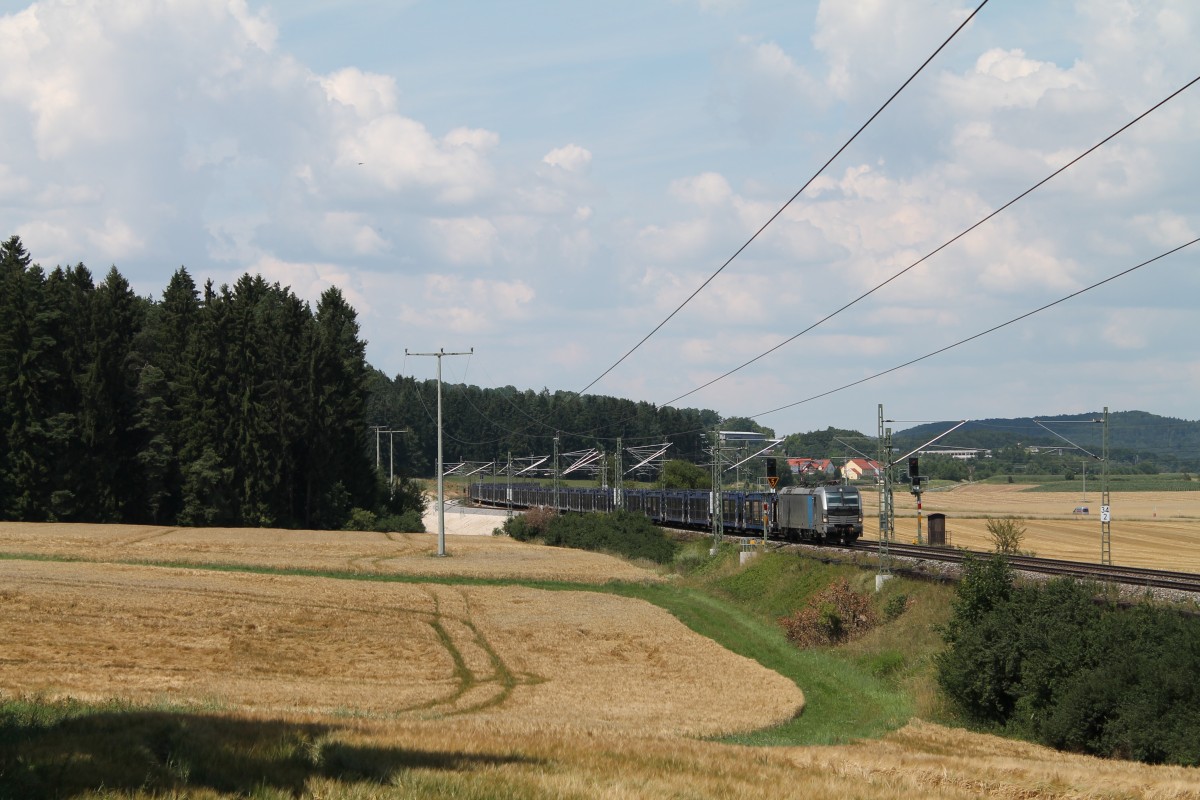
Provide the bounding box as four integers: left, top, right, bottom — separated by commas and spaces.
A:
1, 0, 1197, 440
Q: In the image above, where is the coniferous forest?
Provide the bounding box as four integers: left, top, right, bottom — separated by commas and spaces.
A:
0, 235, 386, 529
0, 235, 724, 529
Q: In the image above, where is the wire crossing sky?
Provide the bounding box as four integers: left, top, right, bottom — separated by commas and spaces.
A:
1, 0, 1197, 434
575, 0, 991, 397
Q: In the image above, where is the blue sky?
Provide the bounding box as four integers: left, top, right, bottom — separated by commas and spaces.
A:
1, 0, 1197, 439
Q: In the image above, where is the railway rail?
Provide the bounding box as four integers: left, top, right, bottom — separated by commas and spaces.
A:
846, 540, 1200, 594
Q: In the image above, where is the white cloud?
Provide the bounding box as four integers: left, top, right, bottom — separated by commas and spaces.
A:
1130, 212, 1196, 248
397, 275, 535, 334
321, 67, 398, 118
669, 173, 732, 207
542, 143, 592, 172
425, 216, 500, 265
813, 0, 973, 99
634, 219, 712, 262
1101, 309, 1150, 350
940, 48, 1093, 113
335, 117, 498, 203
0, 0, 1196, 435
250, 254, 371, 315
316, 212, 389, 256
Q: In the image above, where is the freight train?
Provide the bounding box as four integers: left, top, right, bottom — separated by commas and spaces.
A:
468, 481, 864, 544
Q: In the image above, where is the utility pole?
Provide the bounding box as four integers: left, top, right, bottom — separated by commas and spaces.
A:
553, 433, 561, 513
877, 404, 893, 589
1101, 406, 1111, 565
506, 451, 513, 518
615, 437, 624, 510
405, 347, 472, 557
372, 426, 406, 495
710, 430, 723, 554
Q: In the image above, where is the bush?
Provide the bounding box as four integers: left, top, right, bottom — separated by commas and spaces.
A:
937, 555, 1200, 765
372, 511, 424, 533
494, 507, 556, 541
883, 593, 909, 621
780, 578, 877, 647
986, 515, 1026, 554
343, 507, 377, 532
498, 509, 677, 564
541, 510, 676, 564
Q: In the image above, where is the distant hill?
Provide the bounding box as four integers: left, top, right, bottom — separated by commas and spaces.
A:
893, 411, 1200, 472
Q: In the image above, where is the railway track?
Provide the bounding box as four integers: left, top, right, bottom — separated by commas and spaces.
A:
846, 540, 1200, 594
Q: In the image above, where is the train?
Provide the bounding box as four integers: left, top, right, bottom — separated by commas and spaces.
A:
468, 481, 864, 544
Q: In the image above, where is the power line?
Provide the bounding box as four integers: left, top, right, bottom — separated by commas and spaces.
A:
746, 236, 1200, 420
660, 72, 1200, 409
574, 0, 991, 396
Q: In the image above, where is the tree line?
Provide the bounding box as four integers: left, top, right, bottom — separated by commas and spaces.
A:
0, 235, 400, 529
896, 413, 1200, 473
364, 373, 723, 477
938, 555, 1200, 766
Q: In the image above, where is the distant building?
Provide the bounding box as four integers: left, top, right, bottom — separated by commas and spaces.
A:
787, 457, 837, 477
842, 458, 882, 481
917, 448, 991, 460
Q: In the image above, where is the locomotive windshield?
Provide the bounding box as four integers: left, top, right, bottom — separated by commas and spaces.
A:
824, 488, 861, 510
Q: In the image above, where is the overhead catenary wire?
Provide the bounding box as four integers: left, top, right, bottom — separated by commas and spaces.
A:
574, 0, 991, 397
660, 72, 1200, 410
745, 236, 1200, 420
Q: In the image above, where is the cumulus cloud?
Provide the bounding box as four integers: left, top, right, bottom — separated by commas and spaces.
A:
425, 216, 500, 266
669, 173, 732, 207
542, 144, 592, 172
813, 0, 974, 99
1, 0, 1195, 433
711, 35, 823, 138
321, 67, 398, 118
397, 275, 535, 334
939, 48, 1093, 114
335, 119, 498, 203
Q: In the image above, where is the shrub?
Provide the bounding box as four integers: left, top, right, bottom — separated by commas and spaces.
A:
343, 508, 377, 531
372, 511, 424, 533
542, 510, 676, 564
493, 509, 676, 564
780, 578, 877, 647
986, 515, 1026, 554
937, 556, 1200, 766
494, 507, 555, 541
883, 593, 909, 621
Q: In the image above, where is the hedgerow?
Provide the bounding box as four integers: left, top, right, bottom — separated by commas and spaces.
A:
496, 509, 676, 564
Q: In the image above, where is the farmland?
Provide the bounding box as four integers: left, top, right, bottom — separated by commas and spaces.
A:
3, 495, 1200, 798
865, 484, 1200, 572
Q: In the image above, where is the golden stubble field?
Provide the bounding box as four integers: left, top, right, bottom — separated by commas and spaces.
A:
863, 484, 1200, 572
3, 514, 1200, 798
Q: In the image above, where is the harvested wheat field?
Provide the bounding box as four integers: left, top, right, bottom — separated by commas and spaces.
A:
862, 484, 1200, 572
3, 526, 1199, 798
0, 558, 799, 736
0, 515, 659, 584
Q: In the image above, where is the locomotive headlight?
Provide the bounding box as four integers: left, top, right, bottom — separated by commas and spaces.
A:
858, 514, 863, 523
822, 514, 828, 523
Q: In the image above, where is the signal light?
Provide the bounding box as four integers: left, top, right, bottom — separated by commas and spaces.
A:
908, 457, 919, 479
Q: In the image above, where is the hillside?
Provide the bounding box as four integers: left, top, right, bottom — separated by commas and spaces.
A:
892, 411, 1200, 472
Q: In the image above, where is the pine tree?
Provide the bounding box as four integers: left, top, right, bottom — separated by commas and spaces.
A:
133, 267, 199, 523
78, 267, 147, 522
303, 287, 374, 528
